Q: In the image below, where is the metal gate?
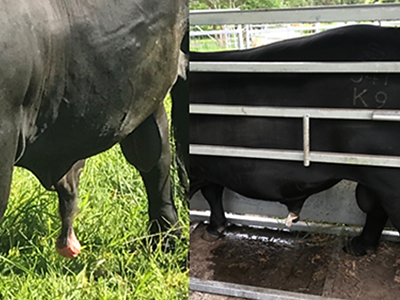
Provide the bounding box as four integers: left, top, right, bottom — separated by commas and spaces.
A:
190, 4, 400, 300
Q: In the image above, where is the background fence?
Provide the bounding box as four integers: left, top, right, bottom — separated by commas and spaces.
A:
190, 4, 400, 51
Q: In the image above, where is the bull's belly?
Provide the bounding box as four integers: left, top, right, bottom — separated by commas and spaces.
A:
16, 105, 147, 189
190, 155, 341, 202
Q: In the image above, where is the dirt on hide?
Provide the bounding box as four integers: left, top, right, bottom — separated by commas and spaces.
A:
190, 222, 400, 300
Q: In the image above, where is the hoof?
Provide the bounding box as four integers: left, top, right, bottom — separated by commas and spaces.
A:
202, 226, 225, 242
343, 237, 376, 256
56, 230, 81, 258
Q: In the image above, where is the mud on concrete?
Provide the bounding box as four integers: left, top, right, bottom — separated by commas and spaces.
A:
190, 222, 400, 300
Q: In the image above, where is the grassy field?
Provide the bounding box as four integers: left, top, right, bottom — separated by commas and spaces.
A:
190, 37, 233, 52
0, 96, 189, 299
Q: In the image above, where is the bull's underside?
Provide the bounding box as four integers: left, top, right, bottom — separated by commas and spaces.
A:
0, 0, 187, 257
189, 24, 400, 255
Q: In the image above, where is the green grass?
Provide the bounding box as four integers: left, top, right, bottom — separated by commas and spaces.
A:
190, 38, 234, 52
0, 96, 189, 299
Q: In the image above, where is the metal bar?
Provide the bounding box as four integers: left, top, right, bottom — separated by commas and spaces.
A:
312, 151, 400, 167
190, 61, 400, 73
190, 210, 400, 242
303, 114, 310, 167
190, 144, 400, 168
245, 24, 250, 49
191, 144, 302, 161
372, 110, 400, 121
190, 3, 400, 25
190, 277, 346, 300
191, 8, 240, 14
238, 24, 244, 50
190, 30, 240, 36
190, 104, 400, 120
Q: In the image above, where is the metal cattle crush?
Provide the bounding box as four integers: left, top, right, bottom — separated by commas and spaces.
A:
189, 3, 400, 300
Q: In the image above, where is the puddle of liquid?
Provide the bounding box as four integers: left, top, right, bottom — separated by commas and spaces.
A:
225, 231, 296, 246
206, 224, 333, 296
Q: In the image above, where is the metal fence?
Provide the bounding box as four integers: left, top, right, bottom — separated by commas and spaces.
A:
189, 3, 400, 229
191, 21, 400, 50
190, 4, 400, 50
189, 5, 400, 299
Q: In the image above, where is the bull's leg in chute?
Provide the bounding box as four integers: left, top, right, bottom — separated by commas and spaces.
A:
201, 183, 226, 241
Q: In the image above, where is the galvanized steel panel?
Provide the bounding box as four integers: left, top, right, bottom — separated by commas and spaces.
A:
190, 3, 400, 25
190, 278, 346, 300
191, 210, 400, 241
190, 145, 400, 168
190, 105, 400, 120
190, 61, 400, 73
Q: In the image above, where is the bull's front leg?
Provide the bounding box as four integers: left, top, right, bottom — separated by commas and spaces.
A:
0, 114, 21, 234
0, 145, 17, 228
120, 103, 179, 234
201, 183, 226, 241
53, 160, 85, 258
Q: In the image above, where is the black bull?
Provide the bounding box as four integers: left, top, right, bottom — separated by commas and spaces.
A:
188, 25, 400, 256
0, 0, 187, 258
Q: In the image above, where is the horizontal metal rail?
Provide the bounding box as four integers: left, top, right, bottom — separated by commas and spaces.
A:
190, 105, 400, 167
190, 210, 400, 242
190, 105, 400, 121
190, 144, 400, 168
190, 277, 345, 300
190, 61, 400, 73
190, 29, 240, 36
190, 6, 400, 168
190, 3, 400, 25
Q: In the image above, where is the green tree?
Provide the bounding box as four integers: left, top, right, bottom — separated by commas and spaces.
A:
242, 0, 283, 9
283, 0, 365, 7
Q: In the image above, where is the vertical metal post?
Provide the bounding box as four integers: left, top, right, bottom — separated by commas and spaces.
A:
238, 24, 244, 49
315, 22, 321, 33
245, 24, 250, 49
303, 114, 310, 167
286, 23, 290, 38
224, 25, 228, 49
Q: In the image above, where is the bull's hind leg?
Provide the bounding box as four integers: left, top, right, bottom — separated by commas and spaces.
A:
54, 160, 85, 258
201, 183, 226, 241
368, 188, 400, 250
120, 103, 178, 234
344, 183, 388, 256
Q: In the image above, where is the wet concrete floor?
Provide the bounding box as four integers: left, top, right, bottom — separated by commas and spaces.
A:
190, 222, 400, 300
